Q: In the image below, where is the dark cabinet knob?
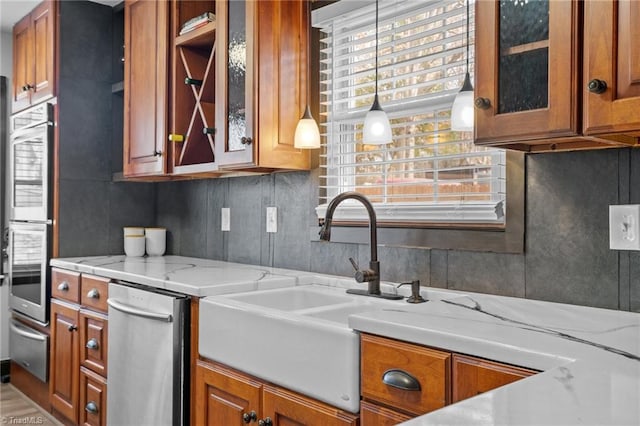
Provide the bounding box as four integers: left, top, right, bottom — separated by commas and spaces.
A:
242, 411, 257, 423
474, 97, 491, 110
258, 418, 273, 426
184, 77, 203, 86
587, 79, 607, 94
68, 325, 78, 332
85, 401, 99, 414
153, 150, 163, 157
21, 84, 34, 92
86, 338, 99, 350
240, 137, 253, 145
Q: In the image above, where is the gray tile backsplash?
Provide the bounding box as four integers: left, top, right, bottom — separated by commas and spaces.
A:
153, 149, 639, 312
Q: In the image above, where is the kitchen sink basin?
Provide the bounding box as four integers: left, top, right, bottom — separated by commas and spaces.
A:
198, 284, 403, 413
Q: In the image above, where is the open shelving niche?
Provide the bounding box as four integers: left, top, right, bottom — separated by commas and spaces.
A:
171, 17, 218, 176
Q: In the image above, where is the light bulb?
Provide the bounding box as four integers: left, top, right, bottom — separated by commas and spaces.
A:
294, 105, 321, 149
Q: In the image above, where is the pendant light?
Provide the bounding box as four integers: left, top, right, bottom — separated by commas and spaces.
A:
362, 0, 392, 145
451, 0, 474, 131
294, 1, 321, 149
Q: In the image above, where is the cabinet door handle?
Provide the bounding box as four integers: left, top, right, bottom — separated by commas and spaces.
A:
241, 137, 253, 145
57, 281, 70, 291
86, 338, 99, 350
382, 369, 421, 391
242, 410, 257, 423
87, 288, 100, 299
85, 401, 99, 414
22, 84, 34, 92
153, 150, 163, 157
587, 79, 607, 94
474, 97, 491, 110
68, 325, 78, 332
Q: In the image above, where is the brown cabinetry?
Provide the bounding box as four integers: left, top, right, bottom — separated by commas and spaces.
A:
50, 269, 109, 425
474, 0, 640, 152
123, 0, 311, 179
360, 333, 536, 424
215, 0, 310, 171
12, 0, 56, 113
582, 0, 640, 137
452, 354, 535, 403
195, 359, 358, 426
123, 0, 169, 176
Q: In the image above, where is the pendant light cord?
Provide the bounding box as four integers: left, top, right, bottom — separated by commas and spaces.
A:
465, 0, 469, 72
306, 1, 311, 102
375, 0, 379, 95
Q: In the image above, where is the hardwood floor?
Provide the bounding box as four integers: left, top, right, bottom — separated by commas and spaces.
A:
0, 383, 62, 426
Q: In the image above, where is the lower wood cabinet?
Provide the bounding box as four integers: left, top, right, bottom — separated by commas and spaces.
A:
360, 333, 537, 424
50, 269, 110, 425
452, 354, 535, 403
79, 367, 107, 426
195, 359, 359, 426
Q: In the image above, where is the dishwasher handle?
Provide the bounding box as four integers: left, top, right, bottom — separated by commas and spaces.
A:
10, 320, 47, 342
107, 299, 173, 322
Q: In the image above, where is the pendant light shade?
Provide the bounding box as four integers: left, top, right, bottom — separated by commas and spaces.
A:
363, 94, 392, 144
294, 1, 321, 149
294, 105, 321, 149
451, 0, 474, 132
362, 0, 392, 145
451, 72, 474, 131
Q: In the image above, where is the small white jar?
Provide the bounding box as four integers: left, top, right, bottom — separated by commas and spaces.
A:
124, 235, 146, 257
145, 227, 166, 256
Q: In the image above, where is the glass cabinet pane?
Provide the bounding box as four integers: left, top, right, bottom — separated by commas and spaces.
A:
498, 0, 549, 114
227, 0, 247, 152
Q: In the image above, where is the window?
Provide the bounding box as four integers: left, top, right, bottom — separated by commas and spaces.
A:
314, 0, 506, 225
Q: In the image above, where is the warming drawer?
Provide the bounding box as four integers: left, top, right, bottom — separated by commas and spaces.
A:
9, 319, 48, 382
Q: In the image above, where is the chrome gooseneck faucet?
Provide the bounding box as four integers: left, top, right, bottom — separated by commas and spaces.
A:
319, 191, 402, 300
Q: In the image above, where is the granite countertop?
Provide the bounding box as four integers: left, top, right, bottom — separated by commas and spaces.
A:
52, 255, 640, 424
349, 293, 640, 426
50, 255, 309, 296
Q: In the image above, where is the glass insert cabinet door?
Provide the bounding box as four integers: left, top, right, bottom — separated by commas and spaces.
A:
215, 0, 256, 167
474, 0, 580, 145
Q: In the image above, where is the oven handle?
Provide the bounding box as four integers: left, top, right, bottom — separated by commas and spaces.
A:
10, 321, 46, 342
107, 299, 173, 322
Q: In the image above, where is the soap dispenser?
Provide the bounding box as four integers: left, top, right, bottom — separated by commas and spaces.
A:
397, 280, 427, 303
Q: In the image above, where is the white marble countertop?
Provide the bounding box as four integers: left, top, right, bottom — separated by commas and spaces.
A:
349, 293, 640, 425
50, 255, 307, 296
52, 255, 640, 424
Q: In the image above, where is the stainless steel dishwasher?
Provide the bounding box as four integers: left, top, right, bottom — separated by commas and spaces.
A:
107, 281, 190, 426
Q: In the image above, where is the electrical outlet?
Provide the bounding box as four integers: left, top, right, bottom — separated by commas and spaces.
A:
221, 208, 230, 232
609, 204, 640, 250
266, 207, 277, 233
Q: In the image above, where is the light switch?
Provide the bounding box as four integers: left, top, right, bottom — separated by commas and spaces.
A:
609, 204, 640, 250
221, 208, 230, 232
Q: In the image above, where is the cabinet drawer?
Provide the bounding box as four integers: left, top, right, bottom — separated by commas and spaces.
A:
80, 274, 110, 313
361, 334, 451, 416
79, 367, 107, 426
361, 401, 411, 426
51, 268, 81, 303
79, 310, 108, 377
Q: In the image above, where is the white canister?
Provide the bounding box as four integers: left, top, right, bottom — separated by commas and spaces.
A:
124, 235, 146, 257
145, 227, 166, 256
123, 226, 145, 237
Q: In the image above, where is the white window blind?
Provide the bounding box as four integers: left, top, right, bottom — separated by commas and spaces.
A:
314, 0, 506, 224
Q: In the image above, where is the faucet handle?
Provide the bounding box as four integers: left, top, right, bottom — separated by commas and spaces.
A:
348, 257, 376, 283
397, 280, 427, 304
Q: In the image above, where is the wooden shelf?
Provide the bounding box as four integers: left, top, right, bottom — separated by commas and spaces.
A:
175, 21, 216, 48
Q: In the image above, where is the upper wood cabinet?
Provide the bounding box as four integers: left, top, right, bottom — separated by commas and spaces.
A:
12, 0, 56, 113
474, 0, 640, 152
215, 0, 310, 171
123, 0, 169, 177
582, 0, 640, 137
